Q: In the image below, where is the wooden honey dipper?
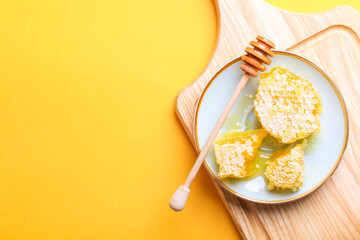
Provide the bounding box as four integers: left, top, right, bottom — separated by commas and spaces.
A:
170, 36, 275, 211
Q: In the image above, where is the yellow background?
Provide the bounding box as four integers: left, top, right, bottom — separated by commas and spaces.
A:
0, 0, 359, 239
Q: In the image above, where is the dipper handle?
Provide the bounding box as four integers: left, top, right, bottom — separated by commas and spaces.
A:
170, 36, 275, 211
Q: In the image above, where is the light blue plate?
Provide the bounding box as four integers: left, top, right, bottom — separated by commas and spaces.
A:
195, 51, 348, 203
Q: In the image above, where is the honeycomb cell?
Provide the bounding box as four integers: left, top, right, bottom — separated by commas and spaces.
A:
254, 66, 322, 144
214, 129, 267, 179
265, 140, 307, 191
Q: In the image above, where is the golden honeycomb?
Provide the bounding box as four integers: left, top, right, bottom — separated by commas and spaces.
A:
254, 66, 322, 144
265, 140, 307, 191
214, 129, 267, 179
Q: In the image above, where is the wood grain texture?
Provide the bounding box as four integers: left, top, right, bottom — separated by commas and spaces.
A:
175, 0, 360, 239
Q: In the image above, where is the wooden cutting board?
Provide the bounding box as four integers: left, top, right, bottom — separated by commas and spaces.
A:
175, 0, 360, 239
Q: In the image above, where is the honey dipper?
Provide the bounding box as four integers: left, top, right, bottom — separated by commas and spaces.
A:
170, 36, 275, 211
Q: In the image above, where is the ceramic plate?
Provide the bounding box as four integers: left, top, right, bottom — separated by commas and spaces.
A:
195, 50, 348, 203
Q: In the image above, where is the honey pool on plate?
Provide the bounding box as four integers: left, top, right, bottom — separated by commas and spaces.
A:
221, 93, 320, 187
216, 66, 322, 192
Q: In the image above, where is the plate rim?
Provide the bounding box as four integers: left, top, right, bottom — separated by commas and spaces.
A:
194, 50, 349, 204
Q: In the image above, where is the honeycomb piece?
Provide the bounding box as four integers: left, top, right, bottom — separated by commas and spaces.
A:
265, 140, 307, 191
254, 66, 322, 144
214, 129, 267, 179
